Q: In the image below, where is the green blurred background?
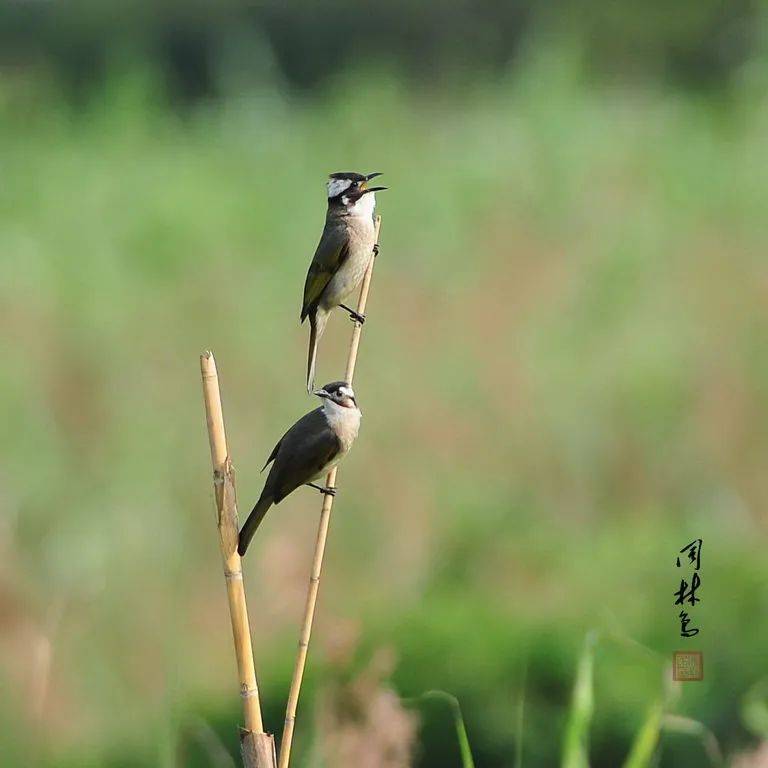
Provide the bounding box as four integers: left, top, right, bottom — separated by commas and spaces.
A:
2, 2, 768, 766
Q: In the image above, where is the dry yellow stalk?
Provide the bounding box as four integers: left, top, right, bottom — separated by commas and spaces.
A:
201, 351, 276, 768
278, 215, 382, 768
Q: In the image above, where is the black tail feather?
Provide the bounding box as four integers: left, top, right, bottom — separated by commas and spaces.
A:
238, 494, 273, 556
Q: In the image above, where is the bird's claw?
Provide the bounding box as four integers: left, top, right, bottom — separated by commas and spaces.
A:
339, 303, 366, 325
319, 485, 337, 497
372, 243, 380, 257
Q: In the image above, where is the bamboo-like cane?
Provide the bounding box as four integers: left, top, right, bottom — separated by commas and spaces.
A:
278, 215, 382, 768
201, 352, 277, 768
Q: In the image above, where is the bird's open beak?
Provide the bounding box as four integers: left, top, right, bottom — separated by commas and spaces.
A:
360, 172, 386, 194
313, 389, 329, 399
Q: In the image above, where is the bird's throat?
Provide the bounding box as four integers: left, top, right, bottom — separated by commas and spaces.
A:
323, 401, 361, 450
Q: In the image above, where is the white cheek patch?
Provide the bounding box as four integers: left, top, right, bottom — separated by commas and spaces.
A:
338, 386, 354, 398
327, 178, 353, 198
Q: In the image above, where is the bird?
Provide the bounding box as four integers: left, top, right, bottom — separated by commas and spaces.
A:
301, 171, 386, 392
237, 381, 362, 555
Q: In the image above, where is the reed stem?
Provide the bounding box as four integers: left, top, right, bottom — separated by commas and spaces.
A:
278, 215, 382, 768
201, 351, 276, 768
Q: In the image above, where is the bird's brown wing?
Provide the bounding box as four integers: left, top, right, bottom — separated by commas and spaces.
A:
264, 408, 342, 504
261, 438, 282, 472
301, 223, 349, 321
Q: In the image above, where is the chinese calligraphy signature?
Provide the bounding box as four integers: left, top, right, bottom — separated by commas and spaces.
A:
674, 539, 702, 638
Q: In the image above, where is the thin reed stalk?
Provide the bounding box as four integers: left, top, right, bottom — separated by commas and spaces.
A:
201, 351, 277, 768
278, 215, 382, 768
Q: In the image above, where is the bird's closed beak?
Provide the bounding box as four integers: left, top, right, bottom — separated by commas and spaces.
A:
313, 389, 330, 399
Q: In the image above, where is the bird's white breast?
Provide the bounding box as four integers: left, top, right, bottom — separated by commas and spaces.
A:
344, 192, 376, 219
323, 401, 361, 452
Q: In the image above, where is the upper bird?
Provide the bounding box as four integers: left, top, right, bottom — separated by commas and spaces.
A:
237, 381, 362, 556
301, 171, 386, 392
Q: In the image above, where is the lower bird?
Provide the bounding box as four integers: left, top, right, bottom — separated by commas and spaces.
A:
238, 381, 362, 556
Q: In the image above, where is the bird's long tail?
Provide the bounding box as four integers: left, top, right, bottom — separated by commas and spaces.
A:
306, 311, 328, 393
238, 493, 273, 556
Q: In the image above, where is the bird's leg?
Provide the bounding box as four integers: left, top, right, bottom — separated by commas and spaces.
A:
306, 482, 337, 497
340, 304, 365, 325
372, 243, 380, 257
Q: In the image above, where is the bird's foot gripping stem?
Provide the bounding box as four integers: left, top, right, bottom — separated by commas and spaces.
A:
307, 482, 337, 497
340, 304, 365, 325
373, 243, 380, 257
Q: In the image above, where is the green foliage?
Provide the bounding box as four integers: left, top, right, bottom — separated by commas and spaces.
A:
1, 0, 761, 101
562, 633, 597, 768
622, 701, 664, 768
409, 692, 476, 768
742, 679, 768, 740
1, 59, 768, 767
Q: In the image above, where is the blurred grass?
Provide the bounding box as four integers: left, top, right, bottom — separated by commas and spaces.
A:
1, 49, 768, 766
562, 632, 596, 768
623, 700, 664, 768
409, 692, 476, 768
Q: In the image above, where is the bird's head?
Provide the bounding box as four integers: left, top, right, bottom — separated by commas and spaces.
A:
313, 381, 358, 410
326, 172, 386, 217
